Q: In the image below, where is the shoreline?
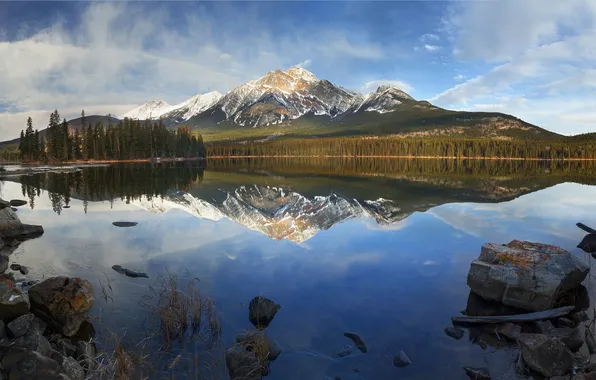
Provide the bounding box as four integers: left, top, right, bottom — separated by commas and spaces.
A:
207, 155, 596, 161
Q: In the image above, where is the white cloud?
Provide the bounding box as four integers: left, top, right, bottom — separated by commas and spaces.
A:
361, 79, 413, 94
0, 2, 388, 140
453, 74, 465, 81
424, 44, 441, 52
433, 0, 596, 134
295, 59, 312, 68
420, 33, 440, 42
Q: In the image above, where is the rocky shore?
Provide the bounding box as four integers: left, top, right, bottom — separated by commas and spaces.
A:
0, 198, 98, 380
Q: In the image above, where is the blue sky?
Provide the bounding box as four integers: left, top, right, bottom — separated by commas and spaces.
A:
0, 0, 594, 138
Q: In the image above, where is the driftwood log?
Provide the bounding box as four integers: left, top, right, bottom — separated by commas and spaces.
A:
577, 222, 596, 234
452, 306, 574, 324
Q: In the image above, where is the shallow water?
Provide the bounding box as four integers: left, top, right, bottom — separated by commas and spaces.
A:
1, 159, 596, 379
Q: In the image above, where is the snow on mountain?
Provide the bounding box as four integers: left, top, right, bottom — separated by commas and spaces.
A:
121, 67, 418, 127
121, 100, 176, 120
131, 185, 409, 242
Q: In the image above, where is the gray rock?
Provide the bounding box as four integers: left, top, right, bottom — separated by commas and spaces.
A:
516, 333, 573, 377
13, 330, 53, 357
445, 327, 465, 340
62, 356, 84, 380
29, 277, 94, 337
467, 241, 590, 311
0, 255, 8, 274
558, 318, 577, 328
0, 280, 30, 322
392, 351, 412, 367
112, 265, 148, 278
496, 323, 521, 340
248, 296, 280, 330
550, 327, 584, 352
226, 345, 263, 380
235, 331, 283, 361
2, 349, 67, 379
535, 320, 556, 334
337, 345, 353, 357
52, 337, 77, 358
586, 329, 596, 354
515, 351, 528, 376
10, 264, 29, 276
7, 314, 35, 338
9, 200, 27, 207
464, 367, 491, 379
0, 207, 43, 239
75, 340, 97, 371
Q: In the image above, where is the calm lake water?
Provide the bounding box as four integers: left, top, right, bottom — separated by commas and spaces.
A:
2, 159, 596, 380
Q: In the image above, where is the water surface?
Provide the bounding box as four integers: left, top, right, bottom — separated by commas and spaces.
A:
2, 159, 596, 379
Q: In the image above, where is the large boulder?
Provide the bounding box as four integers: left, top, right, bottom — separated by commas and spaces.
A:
0, 207, 43, 240
28, 277, 94, 337
226, 345, 263, 380
516, 333, 573, 377
467, 240, 589, 311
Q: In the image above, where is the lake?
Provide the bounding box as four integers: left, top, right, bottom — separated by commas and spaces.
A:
1, 158, 596, 380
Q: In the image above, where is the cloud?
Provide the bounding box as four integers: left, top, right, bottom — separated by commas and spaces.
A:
420, 33, 440, 42
361, 79, 413, 94
424, 44, 441, 52
295, 59, 312, 68
453, 74, 465, 81
432, 0, 596, 134
0, 2, 389, 140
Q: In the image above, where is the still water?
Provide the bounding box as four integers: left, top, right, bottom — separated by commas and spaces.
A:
2, 159, 596, 380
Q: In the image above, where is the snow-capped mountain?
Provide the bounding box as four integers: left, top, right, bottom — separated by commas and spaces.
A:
132, 185, 408, 242
121, 67, 424, 128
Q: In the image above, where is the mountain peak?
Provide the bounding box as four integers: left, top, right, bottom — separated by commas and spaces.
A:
122, 100, 174, 120
376, 85, 413, 100
285, 66, 318, 83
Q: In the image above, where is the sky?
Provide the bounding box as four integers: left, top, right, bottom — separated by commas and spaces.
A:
0, 0, 594, 139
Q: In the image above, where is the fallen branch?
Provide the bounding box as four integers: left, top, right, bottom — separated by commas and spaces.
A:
577, 222, 596, 234
452, 306, 574, 324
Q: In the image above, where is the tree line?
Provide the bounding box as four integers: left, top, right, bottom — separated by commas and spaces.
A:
207, 136, 596, 160
18, 110, 207, 162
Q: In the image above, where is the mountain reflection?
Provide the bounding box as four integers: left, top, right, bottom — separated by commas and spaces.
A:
9, 159, 596, 241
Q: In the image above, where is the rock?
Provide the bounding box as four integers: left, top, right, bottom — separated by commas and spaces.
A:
112, 265, 148, 278
0, 200, 11, 210
587, 354, 596, 372
7, 313, 46, 338
0, 279, 30, 321
558, 318, 577, 328
515, 352, 527, 376
496, 323, 521, 340
1, 349, 67, 379
235, 331, 283, 361
578, 234, 596, 253
571, 311, 590, 324
0, 320, 6, 339
586, 329, 596, 354
585, 372, 596, 380
11, 207, 17, 212
10, 264, 29, 276
550, 327, 584, 351
0, 207, 44, 239
75, 340, 97, 371
62, 356, 84, 380
445, 327, 465, 340
535, 320, 556, 334
9, 200, 27, 207
464, 367, 491, 379
29, 277, 94, 337
343, 332, 367, 353
51, 336, 77, 358
516, 333, 573, 377
112, 221, 138, 227
13, 331, 53, 356
248, 296, 280, 330
393, 351, 412, 367
0, 255, 8, 274
226, 346, 263, 380
467, 240, 590, 311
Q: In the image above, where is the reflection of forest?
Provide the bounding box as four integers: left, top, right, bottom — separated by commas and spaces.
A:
11, 158, 596, 215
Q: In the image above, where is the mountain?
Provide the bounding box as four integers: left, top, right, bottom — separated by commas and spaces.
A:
122, 91, 222, 122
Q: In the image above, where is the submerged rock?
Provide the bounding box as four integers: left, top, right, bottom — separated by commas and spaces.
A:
445, 326, 465, 340
29, 277, 94, 337
467, 240, 589, 311
393, 350, 412, 367
248, 296, 280, 330
112, 221, 138, 227
464, 367, 491, 380
226, 345, 263, 380
112, 265, 148, 278
235, 330, 283, 361
516, 333, 573, 377
343, 332, 367, 353
9, 200, 27, 207
337, 345, 353, 357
